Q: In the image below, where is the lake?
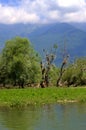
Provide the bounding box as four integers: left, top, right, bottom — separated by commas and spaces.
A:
0, 103, 86, 130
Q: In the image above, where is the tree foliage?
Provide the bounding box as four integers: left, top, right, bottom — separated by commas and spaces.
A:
62, 57, 86, 87
0, 37, 86, 88
0, 37, 41, 88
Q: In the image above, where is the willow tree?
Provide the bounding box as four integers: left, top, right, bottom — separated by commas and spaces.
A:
0, 37, 41, 88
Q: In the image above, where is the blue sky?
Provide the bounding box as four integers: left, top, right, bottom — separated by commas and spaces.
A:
0, 0, 21, 6
0, 0, 86, 24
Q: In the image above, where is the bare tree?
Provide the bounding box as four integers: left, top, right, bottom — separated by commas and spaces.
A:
40, 45, 57, 88
56, 42, 69, 87
56, 55, 69, 86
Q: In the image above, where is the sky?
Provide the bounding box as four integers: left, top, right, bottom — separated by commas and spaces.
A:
0, 0, 86, 24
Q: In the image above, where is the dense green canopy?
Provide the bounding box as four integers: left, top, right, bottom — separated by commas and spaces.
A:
0, 37, 41, 88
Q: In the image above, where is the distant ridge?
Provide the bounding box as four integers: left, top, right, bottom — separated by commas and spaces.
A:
0, 22, 86, 63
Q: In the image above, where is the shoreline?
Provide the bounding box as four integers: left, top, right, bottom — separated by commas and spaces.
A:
0, 87, 86, 108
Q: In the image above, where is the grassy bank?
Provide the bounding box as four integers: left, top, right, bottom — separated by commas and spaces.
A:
0, 87, 86, 107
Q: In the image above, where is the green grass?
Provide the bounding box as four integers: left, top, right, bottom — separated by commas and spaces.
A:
0, 87, 86, 107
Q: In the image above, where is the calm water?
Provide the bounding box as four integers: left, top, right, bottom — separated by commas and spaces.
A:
0, 103, 86, 130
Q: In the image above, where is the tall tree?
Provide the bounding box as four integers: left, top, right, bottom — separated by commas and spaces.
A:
0, 37, 41, 88
56, 43, 69, 87
40, 44, 57, 88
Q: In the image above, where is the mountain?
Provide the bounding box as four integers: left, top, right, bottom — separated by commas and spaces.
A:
0, 23, 86, 64
29, 23, 86, 57
70, 23, 86, 32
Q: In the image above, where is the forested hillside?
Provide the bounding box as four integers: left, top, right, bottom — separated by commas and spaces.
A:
0, 23, 86, 61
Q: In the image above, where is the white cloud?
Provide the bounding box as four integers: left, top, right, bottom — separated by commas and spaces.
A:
0, 3, 40, 24
0, 0, 86, 24
63, 9, 86, 22
47, 11, 60, 22
58, 0, 85, 7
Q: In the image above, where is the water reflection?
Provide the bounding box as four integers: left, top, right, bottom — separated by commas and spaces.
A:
0, 103, 86, 130
0, 106, 40, 130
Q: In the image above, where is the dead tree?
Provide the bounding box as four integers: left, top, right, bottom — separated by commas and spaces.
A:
56, 55, 69, 87
40, 61, 46, 88
40, 45, 57, 88
56, 41, 69, 87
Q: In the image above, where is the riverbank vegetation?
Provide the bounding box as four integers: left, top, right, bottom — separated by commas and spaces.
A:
0, 87, 86, 107
0, 36, 86, 88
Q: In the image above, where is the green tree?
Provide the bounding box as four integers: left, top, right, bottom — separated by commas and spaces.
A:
49, 65, 59, 86
0, 37, 41, 88
62, 57, 86, 87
